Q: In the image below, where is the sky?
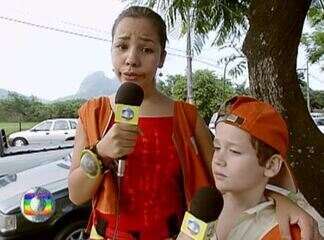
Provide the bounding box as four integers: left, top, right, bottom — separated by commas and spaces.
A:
0, 0, 323, 100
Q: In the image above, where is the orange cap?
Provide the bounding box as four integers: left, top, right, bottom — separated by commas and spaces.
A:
216, 96, 297, 192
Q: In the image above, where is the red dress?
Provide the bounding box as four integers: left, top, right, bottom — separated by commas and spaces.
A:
98, 117, 186, 239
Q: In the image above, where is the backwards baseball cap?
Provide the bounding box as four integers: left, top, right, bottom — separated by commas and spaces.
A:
216, 95, 297, 192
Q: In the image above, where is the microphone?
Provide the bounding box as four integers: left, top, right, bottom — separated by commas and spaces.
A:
177, 186, 223, 240
114, 82, 144, 177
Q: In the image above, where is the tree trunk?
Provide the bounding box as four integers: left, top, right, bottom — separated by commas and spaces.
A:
243, 0, 324, 214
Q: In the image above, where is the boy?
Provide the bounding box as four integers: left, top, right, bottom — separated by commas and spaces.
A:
212, 96, 300, 240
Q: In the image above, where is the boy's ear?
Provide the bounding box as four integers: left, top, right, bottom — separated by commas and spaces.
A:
158, 50, 167, 68
264, 154, 283, 178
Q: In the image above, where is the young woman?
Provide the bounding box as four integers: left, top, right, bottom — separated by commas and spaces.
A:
68, 6, 319, 240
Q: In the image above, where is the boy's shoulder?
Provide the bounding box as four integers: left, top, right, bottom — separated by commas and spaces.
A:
215, 200, 276, 240
222, 199, 301, 240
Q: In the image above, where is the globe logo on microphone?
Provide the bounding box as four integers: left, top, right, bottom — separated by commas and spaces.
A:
121, 107, 135, 121
187, 219, 200, 235
20, 187, 55, 223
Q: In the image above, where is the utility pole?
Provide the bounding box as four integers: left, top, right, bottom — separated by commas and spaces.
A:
297, 61, 311, 112
223, 59, 231, 99
186, 8, 194, 104
306, 60, 311, 112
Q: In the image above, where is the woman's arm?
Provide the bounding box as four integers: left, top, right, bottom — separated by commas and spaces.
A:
68, 119, 104, 205
68, 118, 139, 205
194, 113, 214, 175
270, 191, 323, 240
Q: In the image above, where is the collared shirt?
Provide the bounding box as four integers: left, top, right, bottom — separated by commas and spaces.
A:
211, 199, 278, 240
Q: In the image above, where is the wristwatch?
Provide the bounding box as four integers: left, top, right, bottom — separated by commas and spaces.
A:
80, 146, 104, 179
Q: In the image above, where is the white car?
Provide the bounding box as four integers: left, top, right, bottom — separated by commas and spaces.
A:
8, 118, 77, 146
0, 149, 90, 240
314, 117, 324, 133
311, 112, 324, 119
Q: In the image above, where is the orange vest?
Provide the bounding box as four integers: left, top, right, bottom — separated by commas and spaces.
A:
78, 97, 213, 234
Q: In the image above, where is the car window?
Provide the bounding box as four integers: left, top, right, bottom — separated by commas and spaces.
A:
69, 120, 77, 129
53, 120, 69, 130
317, 119, 324, 126
34, 121, 52, 131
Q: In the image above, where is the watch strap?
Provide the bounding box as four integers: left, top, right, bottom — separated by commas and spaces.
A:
90, 143, 102, 160
90, 143, 114, 173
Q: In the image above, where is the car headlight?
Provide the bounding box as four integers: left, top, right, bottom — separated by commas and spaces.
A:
0, 212, 17, 233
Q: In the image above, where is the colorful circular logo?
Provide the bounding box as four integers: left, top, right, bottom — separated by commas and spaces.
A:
20, 187, 55, 223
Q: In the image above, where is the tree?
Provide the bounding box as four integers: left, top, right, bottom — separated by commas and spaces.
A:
0, 95, 85, 122
158, 69, 235, 121
138, 0, 324, 213
49, 99, 85, 119
299, 81, 324, 110
157, 74, 179, 98
0, 93, 31, 122
234, 82, 250, 96
132, 0, 248, 103
301, 2, 324, 66
242, 0, 324, 213
217, 41, 247, 81
193, 70, 234, 121
312, 90, 324, 109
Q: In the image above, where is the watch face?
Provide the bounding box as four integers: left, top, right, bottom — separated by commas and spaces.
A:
81, 153, 99, 177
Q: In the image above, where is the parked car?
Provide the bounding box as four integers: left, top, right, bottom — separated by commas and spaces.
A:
311, 112, 324, 119
1, 126, 75, 177
8, 119, 77, 147
314, 116, 324, 133
0, 150, 90, 240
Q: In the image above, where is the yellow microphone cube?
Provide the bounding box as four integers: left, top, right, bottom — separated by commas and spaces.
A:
115, 104, 140, 125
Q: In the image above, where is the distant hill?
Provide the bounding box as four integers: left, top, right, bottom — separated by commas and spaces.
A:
74, 71, 119, 99
0, 89, 35, 100
1, 71, 120, 102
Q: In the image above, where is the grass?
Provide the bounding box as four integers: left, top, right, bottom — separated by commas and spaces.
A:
0, 122, 38, 136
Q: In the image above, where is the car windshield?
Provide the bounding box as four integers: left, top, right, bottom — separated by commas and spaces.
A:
0, 174, 17, 188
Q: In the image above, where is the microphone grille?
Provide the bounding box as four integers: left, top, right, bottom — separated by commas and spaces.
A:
115, 82, 144, 106
189, 186, 223, 222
